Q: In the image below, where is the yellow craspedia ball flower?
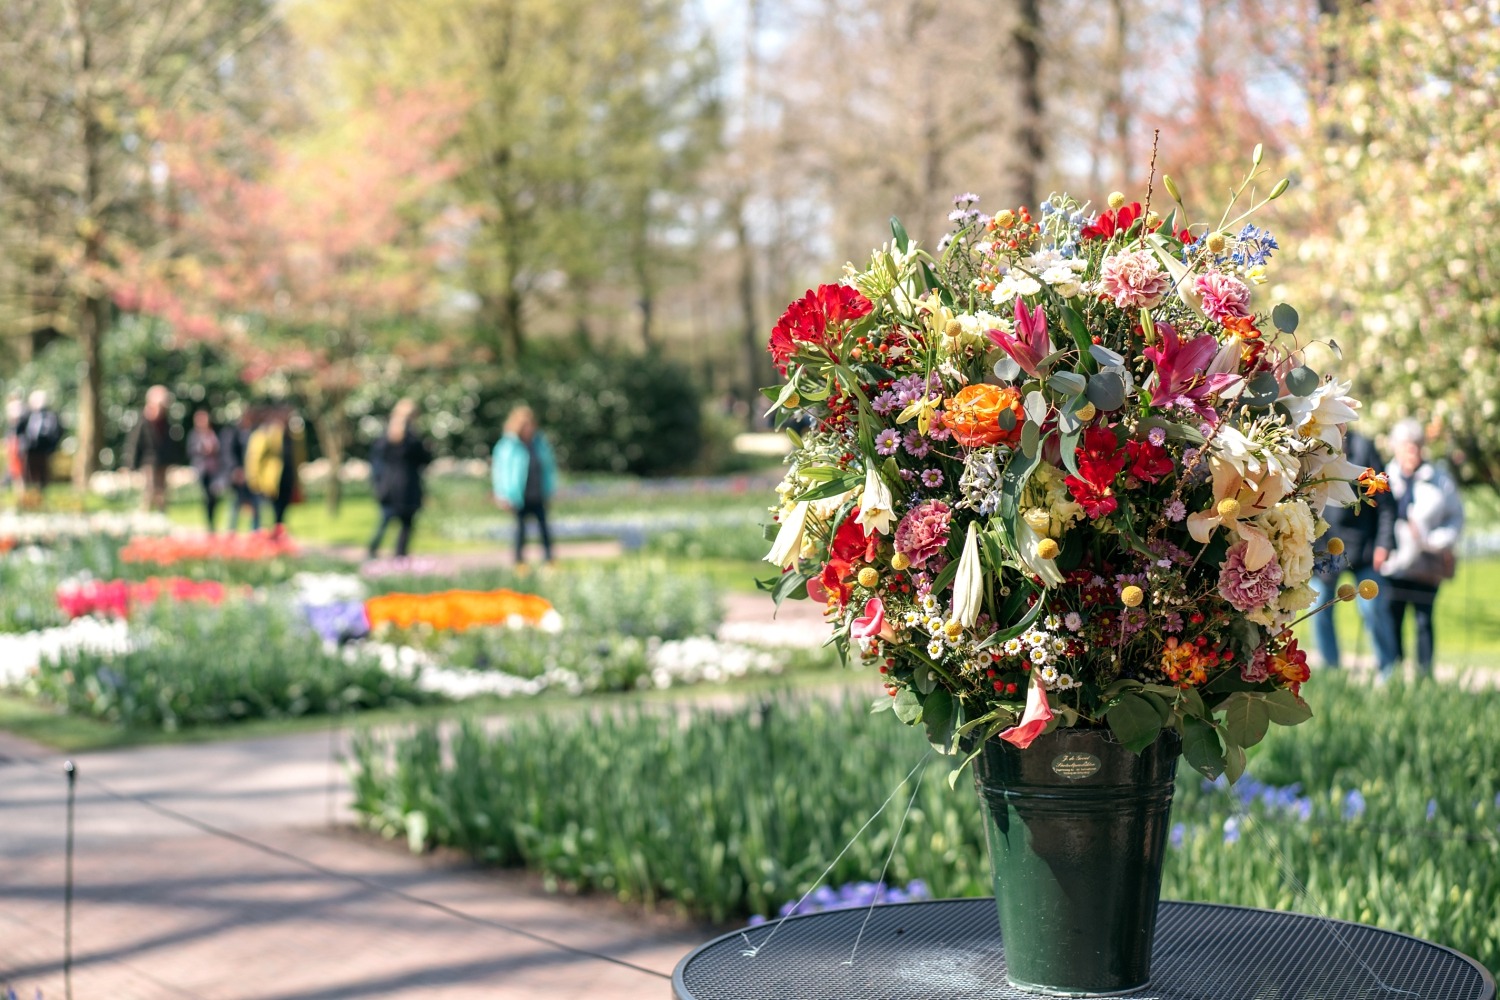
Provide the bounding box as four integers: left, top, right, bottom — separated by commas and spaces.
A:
1326, 537, 1345, 556
1144, 211, 1161, 229
1216, 497, 1241, 519
1358, 579, 1380, 601
891, 552, 911, 571
995, 209, 1016, 228
1120, 585, 1144, 608
857, 566, 880, 589
945, 318, 965, 339
1036, 538, 1061, 561
1337, 583, 1357, 601
1206, 232, 1228, 253
1107, 191, 1126, 210
944, 620, 964, 642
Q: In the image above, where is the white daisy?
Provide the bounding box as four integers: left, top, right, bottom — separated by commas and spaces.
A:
1003, 637, 1024, 656
1029, 646, 1049, 664
1039, 665, 1060, 686
927, 639, 945, 658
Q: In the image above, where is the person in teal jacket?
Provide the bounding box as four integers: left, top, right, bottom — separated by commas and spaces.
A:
492, 405, 558, 566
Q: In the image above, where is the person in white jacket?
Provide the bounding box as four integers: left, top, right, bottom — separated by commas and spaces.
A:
1374, 419, 1464, 680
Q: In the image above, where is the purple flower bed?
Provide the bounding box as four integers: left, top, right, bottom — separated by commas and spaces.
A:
747, 879, 931, 926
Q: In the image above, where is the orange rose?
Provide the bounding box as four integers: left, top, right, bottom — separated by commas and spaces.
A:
943, 383, 1023, 448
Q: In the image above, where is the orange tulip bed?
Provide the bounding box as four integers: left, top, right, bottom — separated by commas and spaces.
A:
363, 589, 557, 633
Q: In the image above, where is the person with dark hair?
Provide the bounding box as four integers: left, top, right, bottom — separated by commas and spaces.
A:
492, 405, 558, 568
1309, 430, 1397, 672
187, 409, 226, 531
368, 399, 432, 558
124, 385, 174, 512
223, 409, 262, 533
1376, 419, 1464, 680
19, 389, 62, 494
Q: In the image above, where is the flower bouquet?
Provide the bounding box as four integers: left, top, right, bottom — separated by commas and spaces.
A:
760, 150, 1384, 991
762, 150, 1382, 780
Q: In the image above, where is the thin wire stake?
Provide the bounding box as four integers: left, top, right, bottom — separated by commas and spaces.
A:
63, 760, 77, 1000
845, 757, 927, 967
742, 751, 931, 959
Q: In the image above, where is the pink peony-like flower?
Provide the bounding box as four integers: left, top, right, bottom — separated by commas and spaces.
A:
1099, 250, 1172, 310
1217, 541, 1284, 611
1195, 272, 1252, 324
894, 500, 952, 568
1241, 645, 1271, 683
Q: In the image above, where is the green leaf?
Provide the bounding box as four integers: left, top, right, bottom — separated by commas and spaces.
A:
893, 687, 923, 724
998, 408, 1018, 432
770, 570, 810, 607
1181, 715, 1225, 780
974, 598, 1044, 649
1271, 302, 1299, 334
1024, 390, 1049, 424
1106, 694, 1163, 752
890, 216, 911, 252
1283, 366, 1320, 397
1061, 305, 1093, 365
1262, 689, 1314, 726
1058, 429, 1081, 477
1224, 743, 1248, 783
1000, 447, 1041, 519
791, 475, 861, 503
1085, 368, 1127, 411
1020, 420, 1040, 459
1221, 692, 1271, 749
1088, 343, 1125, 368
923, 688, 956, 752
1050, 371, 1087, 397
994, 356, 1022, 381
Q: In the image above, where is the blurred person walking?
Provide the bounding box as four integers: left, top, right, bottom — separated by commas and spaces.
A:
1376, 419, 1464, 680
5, 394, 28, 493
1309, 429, 1398, 672
223, 409, 262, 532
246, 408, 306, 534
187, 409, 227, 532
367, 399, 432, 559
20, 390, 62, 495
124, 385, 175, 512
492, 405, 557, 568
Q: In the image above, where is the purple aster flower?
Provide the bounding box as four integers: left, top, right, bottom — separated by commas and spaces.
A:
875, 428, 901, 455
1165, 500, 1187, 522
904, 430, 930, 458
1161, 611, 1183, 633
928, 421, 952, 442
1063, 612, 1083, 632
921, 468, 944, 489
1148, 426, 1167, 447
954, 192, 980, 206
872, 391, 898, 415
899, 468, 916, 482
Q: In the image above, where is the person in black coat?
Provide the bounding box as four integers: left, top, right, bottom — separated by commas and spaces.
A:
367, 399, 433, 558
1309, 429, 1397, 672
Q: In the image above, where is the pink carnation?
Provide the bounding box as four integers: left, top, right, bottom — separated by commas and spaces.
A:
1195, 272, 1252, 323
1217, 541, 1283, 611
894, 500, 951, 568
1100, 250, 1172, 310
1241, 646, 1271, 683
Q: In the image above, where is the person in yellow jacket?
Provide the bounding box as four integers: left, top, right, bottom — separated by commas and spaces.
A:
245, 408, 306, 534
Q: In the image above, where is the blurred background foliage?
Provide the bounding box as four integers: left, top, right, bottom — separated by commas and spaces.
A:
0, 0, 1496, 491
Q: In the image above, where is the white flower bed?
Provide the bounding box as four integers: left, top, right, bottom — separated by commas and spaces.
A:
0, 617, 133, 688
0, 510, 173, 544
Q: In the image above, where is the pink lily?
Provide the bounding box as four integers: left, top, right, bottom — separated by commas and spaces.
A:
1142, 321, 1237, 420
999, 678, 1054, 749
851, 597, 895, 642
987, 299, 1053, 378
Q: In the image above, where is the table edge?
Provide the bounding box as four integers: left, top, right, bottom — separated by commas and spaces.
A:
671, 898, 1496, 1000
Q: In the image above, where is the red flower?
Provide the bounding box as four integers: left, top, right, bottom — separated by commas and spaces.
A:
1125, 439, 1174, 484
809, 510, 876, 608
1081, 202, 1148, 241
1065, 427, 1126, 518
767, 284, 873, 375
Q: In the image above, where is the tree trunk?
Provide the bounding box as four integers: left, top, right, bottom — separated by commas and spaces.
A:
313, 410, 346, 517
732, 193, 762, 422
1004, 0, 1044, 209
72, 292, 106, 488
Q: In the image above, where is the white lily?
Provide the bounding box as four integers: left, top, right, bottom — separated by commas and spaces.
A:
951, 523, 984, 627
857, 465, 896, 536
764, 501, 810, 569
1016, 519, 1065, 588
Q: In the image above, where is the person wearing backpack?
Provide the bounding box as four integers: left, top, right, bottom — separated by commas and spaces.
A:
20, 389, 62, 494
245, 408, 306, 534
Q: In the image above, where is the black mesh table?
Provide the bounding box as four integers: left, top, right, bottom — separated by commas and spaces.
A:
673, 898, 1495, 999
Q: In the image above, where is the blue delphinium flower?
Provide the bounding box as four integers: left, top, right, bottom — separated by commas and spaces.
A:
1222, 816, 1242, 845
1427, 799, 1439, 822
1343, 789, 1367, 822
1230, 224, 1278, 267
1169, 822, 1186, 850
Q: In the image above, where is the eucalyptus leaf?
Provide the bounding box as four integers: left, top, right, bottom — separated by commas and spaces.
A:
998, 408, 1017, 432
1085, 369, 1127, 411
1284, 366, 1320, 398
1058, 408, 1082, 436
1050, 371, 1087, 397
1024, 390, 1049, 425
1089, 344, 1125, 368
1272, 302, 1299, 334
1020, 420, 1040, 459
994, 357, 1022, 381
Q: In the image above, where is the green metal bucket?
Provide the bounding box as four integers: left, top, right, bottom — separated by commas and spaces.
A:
972, 726, 1181, 996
